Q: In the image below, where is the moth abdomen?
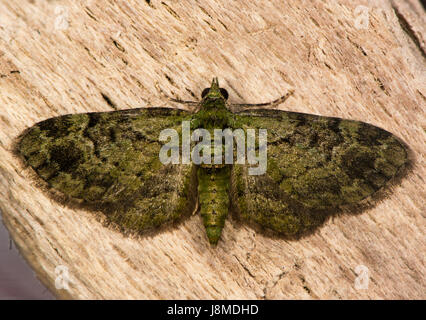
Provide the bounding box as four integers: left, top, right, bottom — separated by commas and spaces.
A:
197, 165, 231, 245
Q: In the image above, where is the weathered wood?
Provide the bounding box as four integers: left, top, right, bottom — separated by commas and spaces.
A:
0, 0, 424, 299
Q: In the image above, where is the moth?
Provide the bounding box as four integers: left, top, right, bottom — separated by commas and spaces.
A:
17, 78, 410, 245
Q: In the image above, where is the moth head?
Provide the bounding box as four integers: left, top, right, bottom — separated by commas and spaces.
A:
201, 77, 229, 102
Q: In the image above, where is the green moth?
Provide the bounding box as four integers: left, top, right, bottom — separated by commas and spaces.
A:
17, 78, 410, 245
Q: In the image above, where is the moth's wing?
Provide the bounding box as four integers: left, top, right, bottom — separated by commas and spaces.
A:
18, 108, 198, 233
231, 109, 410, 237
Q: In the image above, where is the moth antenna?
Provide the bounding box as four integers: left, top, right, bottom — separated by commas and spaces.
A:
229, 89, 295, 112
154, 81, 199, 110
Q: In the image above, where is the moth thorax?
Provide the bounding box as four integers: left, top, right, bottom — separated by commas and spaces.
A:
200, 134, 228, 169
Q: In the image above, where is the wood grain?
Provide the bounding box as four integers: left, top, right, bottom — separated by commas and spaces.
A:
0, 0, 424, 299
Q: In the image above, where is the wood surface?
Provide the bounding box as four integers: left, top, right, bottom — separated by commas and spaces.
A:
0, 0, 424, 299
